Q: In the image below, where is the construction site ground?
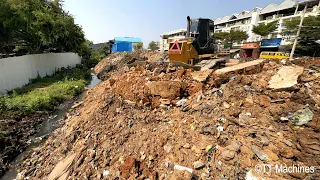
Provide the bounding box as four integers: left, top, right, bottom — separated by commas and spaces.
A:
15, 52, 320, 180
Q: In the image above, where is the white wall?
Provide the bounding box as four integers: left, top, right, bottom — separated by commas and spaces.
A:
0, 53, 81, 95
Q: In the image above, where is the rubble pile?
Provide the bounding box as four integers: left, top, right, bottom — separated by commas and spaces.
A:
17, 56, 320, 180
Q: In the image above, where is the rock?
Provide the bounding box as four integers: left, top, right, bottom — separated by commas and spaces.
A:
160, 99, 171, 105
251, 145, 270, 162
259, 95, 271, 107
146, 81, 184, 99
283, 139, 293, 147
193, 161, 205, 170
288, 108, 314, 126
223, 101, 231, 109
183, 143, 191, 149
221, 141, 240, 161
176, 99, 187, 107
221, 150, 236, 161
164, 144, 173, 153
201, 124, 216, 135
268, 66, 304, 89
16, 171, 25, 180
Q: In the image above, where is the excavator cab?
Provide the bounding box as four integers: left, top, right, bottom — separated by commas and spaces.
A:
168, 16, 220, 66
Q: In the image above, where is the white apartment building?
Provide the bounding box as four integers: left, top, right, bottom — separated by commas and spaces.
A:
159, 0, 319, 50
214, 0, 320, 46
159, 29, 186, 52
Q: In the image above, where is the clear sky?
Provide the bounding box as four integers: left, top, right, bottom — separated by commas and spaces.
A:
63, 0, 284, 45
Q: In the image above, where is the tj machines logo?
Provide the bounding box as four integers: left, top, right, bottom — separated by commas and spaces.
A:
255, 164, 316, 174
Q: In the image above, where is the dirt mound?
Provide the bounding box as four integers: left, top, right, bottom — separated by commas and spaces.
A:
16, 58, 320, 179
94, 51, 166, 81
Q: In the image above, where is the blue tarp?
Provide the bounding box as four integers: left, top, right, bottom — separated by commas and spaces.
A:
261, 38, 282, 47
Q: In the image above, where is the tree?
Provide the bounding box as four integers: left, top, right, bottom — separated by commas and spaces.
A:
0, 0, 87, 55
252, 21, 278, 37
282, 16, 320, 56
100, 44, 110, 56
215, 30, 248, 48
134, 42, 143, 51
148, 41, 159, 51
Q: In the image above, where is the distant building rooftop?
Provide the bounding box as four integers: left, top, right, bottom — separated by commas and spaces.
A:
114, 37, 142, 43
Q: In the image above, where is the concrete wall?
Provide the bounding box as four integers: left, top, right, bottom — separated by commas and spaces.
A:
0, 53, 81, 95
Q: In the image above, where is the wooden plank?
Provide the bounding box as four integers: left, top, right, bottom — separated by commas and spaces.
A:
215, 59, 264, 74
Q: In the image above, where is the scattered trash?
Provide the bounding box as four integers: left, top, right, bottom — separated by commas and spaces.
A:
103, 170, 110, 177
205, 145, 213, 153
288, 108, 314, 126
174, 164, 193, 174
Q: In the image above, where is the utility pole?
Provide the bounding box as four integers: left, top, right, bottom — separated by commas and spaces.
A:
290, 4, 307, 60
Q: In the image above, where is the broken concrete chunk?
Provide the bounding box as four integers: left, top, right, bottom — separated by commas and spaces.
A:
288, 108, 313, 126
268, 66, 304, 89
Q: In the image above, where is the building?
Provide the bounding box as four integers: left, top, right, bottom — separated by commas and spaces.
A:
159, 29, 186, 52
159, 0, 320, 50
214, 0, 320, 47
111, 37, 142, 52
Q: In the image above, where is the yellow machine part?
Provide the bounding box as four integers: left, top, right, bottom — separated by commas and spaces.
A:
168, 41, 198, 64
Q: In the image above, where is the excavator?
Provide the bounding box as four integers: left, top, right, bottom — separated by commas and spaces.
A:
167, 16, 228, 71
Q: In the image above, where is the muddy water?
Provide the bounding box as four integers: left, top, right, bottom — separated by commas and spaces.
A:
1, 73, 101, 180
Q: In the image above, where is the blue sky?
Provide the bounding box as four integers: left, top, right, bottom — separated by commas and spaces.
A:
63, 0, 284, 45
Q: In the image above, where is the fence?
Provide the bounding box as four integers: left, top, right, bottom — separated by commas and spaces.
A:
0, 53, 81, 95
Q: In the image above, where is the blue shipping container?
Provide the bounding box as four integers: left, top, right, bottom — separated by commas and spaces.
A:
111, 37, 142, 52
112, 42, 133, 52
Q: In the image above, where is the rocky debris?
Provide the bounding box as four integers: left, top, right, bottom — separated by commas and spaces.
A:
193, 161, 205, 170
146, 81, 184, 99
13, 56, 320, 180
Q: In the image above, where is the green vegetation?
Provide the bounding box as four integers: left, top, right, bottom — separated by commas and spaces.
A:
252, 21, 278, 37
215, 30, 248, 48
0, 67, 91, 118
91, 43, 110, 64
0, 0, 88, 55
134, 42, 144, 51
148, 41, 159, 51
283, 16, 320, 56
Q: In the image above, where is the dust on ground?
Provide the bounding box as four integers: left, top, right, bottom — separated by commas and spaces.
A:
16, 54, 320, 180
